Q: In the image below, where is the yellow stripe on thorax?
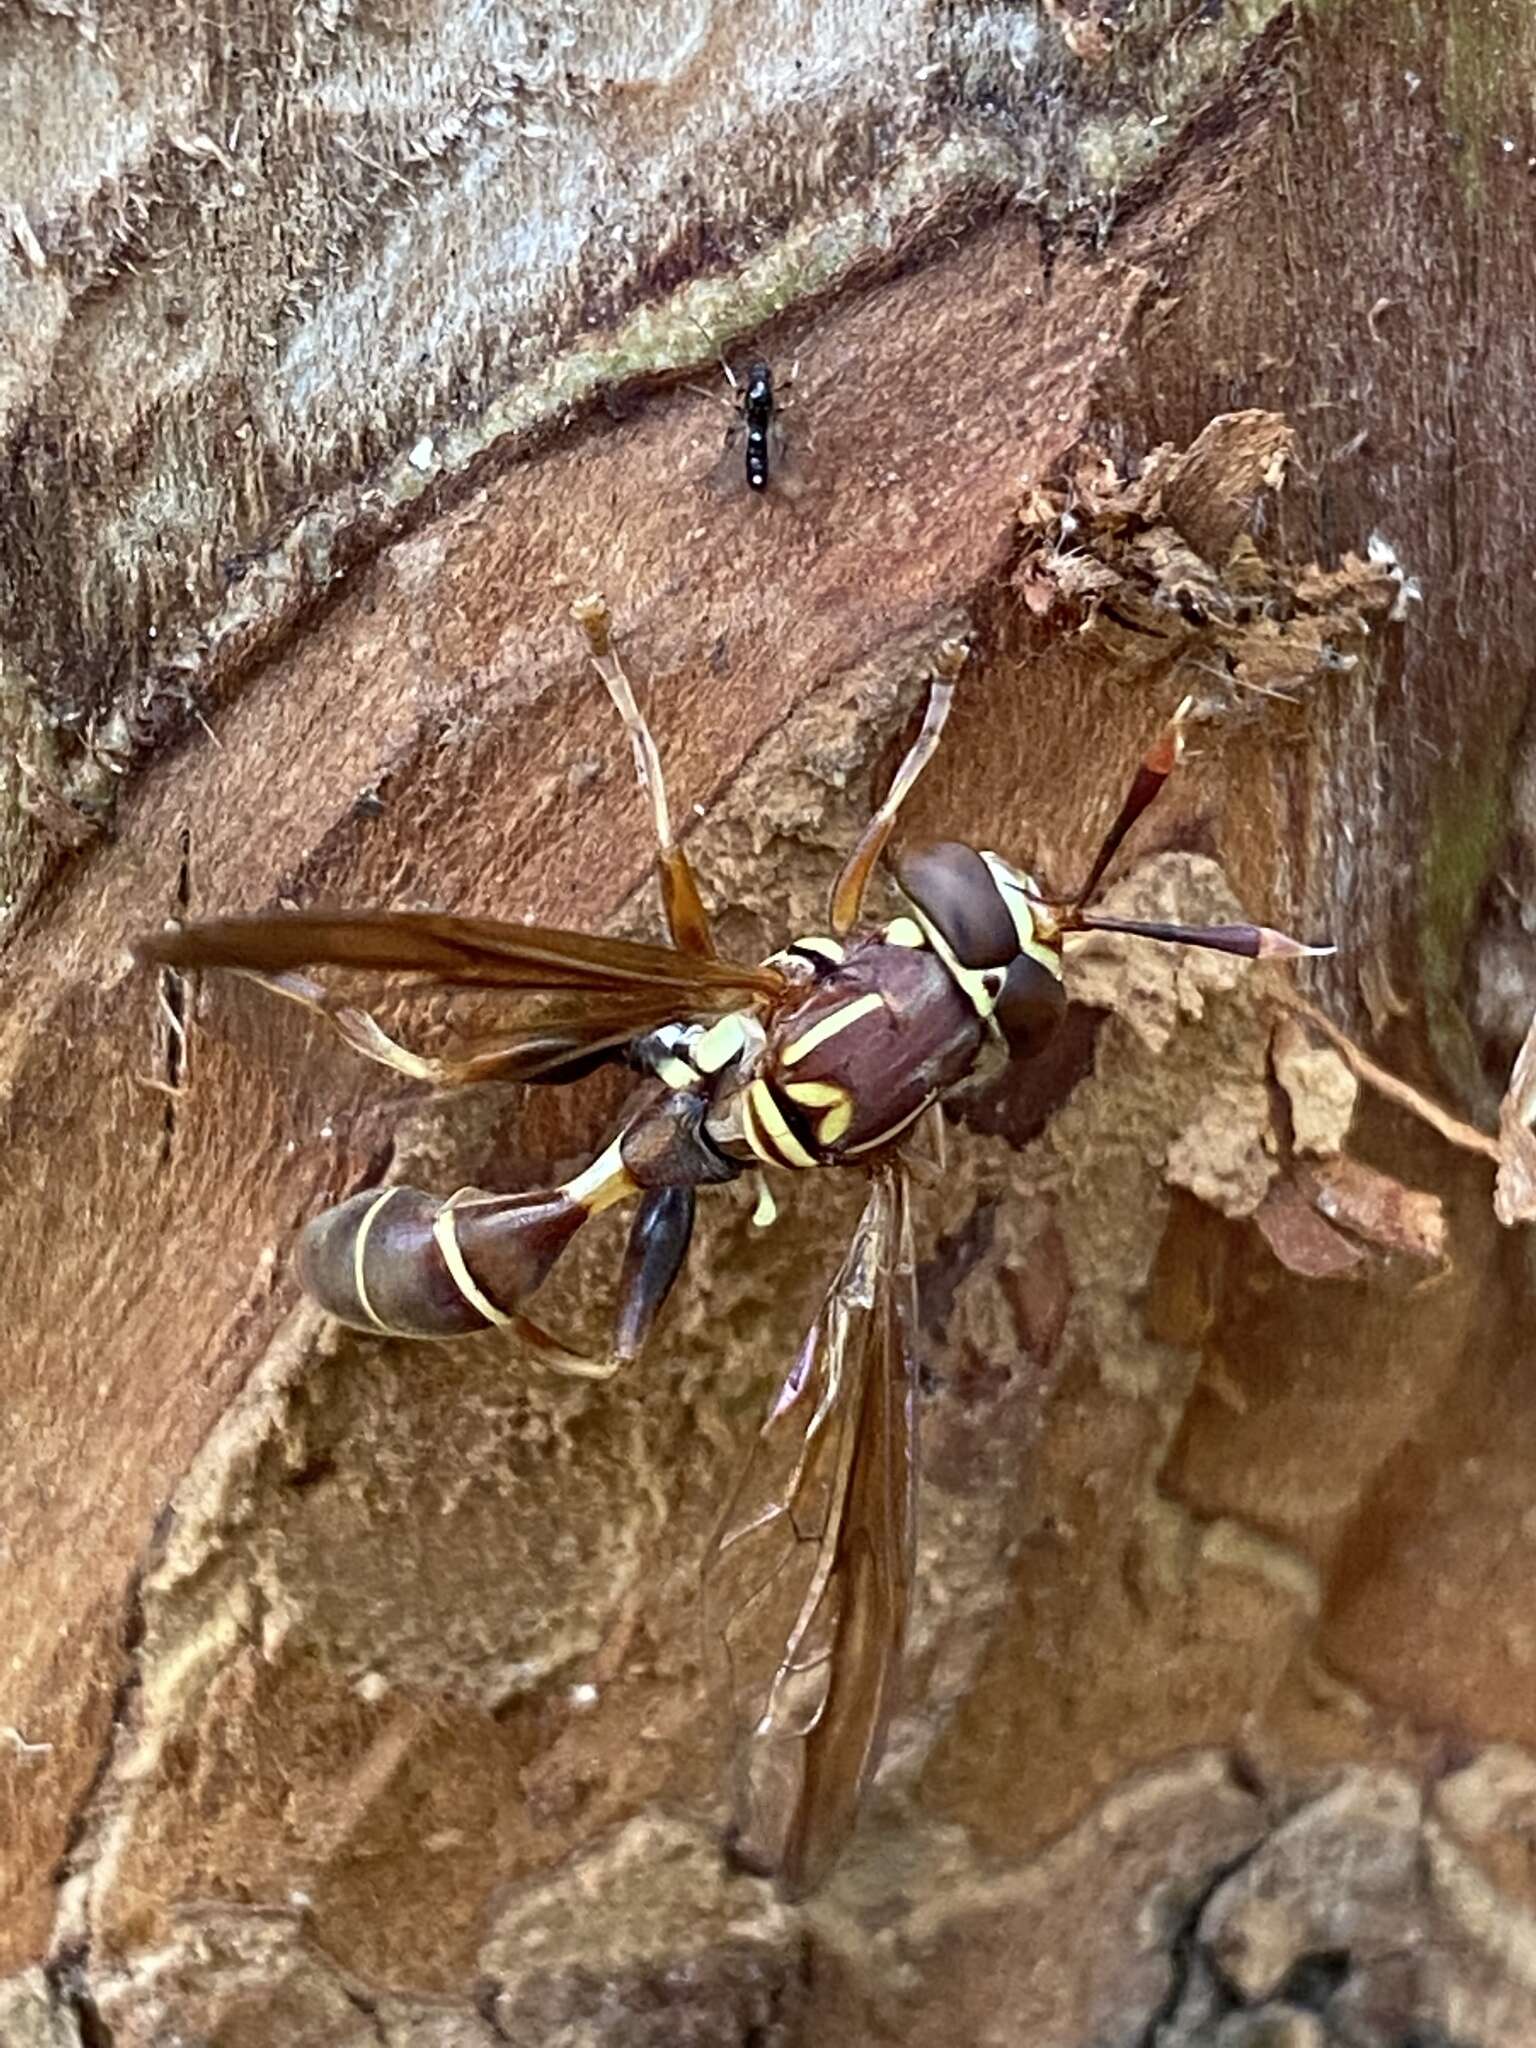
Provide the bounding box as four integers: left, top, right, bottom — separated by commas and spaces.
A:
782, 1077, 856, 1148
744, 1078, 819, 1169
780, 990, 886, 1068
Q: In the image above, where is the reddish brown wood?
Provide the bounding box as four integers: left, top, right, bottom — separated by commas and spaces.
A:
5, 3, 1536, 2039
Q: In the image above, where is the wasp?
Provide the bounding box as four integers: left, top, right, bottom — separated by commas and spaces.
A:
136, 598, 1326, 1895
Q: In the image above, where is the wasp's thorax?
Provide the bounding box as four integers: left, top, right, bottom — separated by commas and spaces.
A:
696, 840, 1069, 1177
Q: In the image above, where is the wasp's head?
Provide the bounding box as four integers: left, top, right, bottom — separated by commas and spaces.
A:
893, 841, 1066, 1061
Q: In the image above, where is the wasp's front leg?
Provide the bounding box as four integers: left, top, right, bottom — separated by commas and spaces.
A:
828, 639, 967, 935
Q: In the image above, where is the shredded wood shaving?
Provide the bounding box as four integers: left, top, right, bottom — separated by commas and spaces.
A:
1273, 993, 1499, 1163
1495, 1010, 1536, 1225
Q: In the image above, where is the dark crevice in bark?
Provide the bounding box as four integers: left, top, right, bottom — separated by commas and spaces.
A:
344, 1138, 397, 1204
1133, 1843, 1261, 2047
953, 1002, 1103, 1150
1037, 207, 1061, 290
1224, 1747, 1268, 1802
341, 1982, 389, 2046
1276, 1947, 1352, 2012
157, 822, 192, 1166
43, 1944, 115, 2048
472, 1976, 515, 2042
916, 1195, 999, 1349
42, 1570, 148, 2048
746, 1925, 814, 2048
50, 1564, 145, 1882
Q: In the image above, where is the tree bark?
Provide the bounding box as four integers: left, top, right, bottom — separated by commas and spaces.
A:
3, 2, 1535, 2043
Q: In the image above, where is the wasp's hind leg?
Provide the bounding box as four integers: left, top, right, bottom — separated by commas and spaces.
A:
605, 1083, 743, 1365
572, 593, 716, 959
611, 1186, 697, 1364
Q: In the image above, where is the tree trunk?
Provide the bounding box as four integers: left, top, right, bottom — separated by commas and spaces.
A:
4, 2, 1535, 2043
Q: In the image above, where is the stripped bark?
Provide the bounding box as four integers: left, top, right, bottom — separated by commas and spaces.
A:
4, 2, 1536, 2042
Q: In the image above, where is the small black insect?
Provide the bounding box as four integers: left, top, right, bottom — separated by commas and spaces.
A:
689, 329, 796, 499
739, 359, 775, 493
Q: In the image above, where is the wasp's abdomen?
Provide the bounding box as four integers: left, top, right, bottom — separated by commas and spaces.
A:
740, 936, 984, 1168
297, 1185, 588, 1336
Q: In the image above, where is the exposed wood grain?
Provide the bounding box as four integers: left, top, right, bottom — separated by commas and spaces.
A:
4, 0, 1536, 2039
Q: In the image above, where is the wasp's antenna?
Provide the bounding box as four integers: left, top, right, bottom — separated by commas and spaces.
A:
1073, 696, 1191, 911
1054, 698, 1332, 958
682, 311, 740, 401
1068, 914, 1334, 960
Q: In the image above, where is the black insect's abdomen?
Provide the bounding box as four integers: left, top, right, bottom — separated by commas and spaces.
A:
745, 427, 769, 491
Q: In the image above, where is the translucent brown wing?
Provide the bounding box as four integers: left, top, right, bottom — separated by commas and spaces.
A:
244, 971, 717, 1086
135, 910, 786, 1086
135, 910, 782, 998
701, 1167, 918, 1896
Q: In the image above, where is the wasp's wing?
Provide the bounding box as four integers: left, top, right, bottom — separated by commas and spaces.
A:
759, 417, 809, 503
135, 910, 785, 1086
702, 414, 749, 499
135, 910, 781, 997
702, 1169, 918, 1896
247, 970, 707, 1086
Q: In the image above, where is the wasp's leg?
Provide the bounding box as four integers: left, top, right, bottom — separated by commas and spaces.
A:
829, 639, 968, 935
609, 1085, 744, 1361
768, 357, 799, 417
571, 593, 716, 959
899, 1099, 949, 1190
611, 1185, 696, 1364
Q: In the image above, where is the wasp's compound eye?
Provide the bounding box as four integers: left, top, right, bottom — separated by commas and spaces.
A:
893, 841, 1018, 968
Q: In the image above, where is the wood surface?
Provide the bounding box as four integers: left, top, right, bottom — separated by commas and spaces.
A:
3, 1, 1536, 2041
